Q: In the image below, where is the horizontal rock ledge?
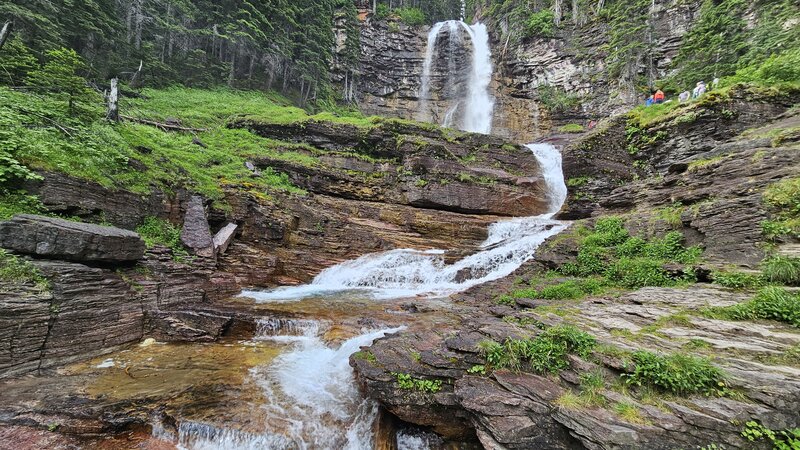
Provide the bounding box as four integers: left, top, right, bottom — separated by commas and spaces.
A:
0, 214, 145, 263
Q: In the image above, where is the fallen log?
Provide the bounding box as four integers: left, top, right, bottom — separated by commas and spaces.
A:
121, 114, 207, 132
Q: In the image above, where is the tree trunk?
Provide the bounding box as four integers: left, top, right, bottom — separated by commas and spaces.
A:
553, 0, 563, 26
130, 60, 143, 88
0, 21, 12, 51
107, 78, 119, 122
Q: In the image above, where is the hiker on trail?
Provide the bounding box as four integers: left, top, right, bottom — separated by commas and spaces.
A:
645, 95, 654, 107
588, 120, 597, 129
679, 91, 690, 103
654, 89, 665, 104
712, 78, 720, 90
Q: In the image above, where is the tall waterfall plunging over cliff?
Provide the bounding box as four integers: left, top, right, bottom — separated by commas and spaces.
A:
418, 20, 495, 134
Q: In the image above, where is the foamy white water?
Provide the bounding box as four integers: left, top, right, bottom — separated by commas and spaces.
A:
419, 21, 447, 121
157, 324, 403, 450
461, 22, 494, 134
252, 327, 404, 449
418, 20, 494, 134
242, 144, 567, 303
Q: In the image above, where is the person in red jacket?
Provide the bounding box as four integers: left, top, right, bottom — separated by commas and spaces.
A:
654, 89, 666, 104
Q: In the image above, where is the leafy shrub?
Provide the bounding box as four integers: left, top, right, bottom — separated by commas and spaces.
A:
559, 217, 701, 288
727, 48, 800, 86
514, 278, 605, 300
605, 257, 673, 289
537, 85, 581, 113
622, 350, 726, 396
0, 190, 46, 220
394, 7, 426, 26
762, 256, 800, 286
525, 9, 555, 38
375, 3, 390, 19
726, 287, 800, 327
478, 325, 595, 374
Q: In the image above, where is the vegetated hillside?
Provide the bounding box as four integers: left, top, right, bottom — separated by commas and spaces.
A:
1, 0, 463, 103
471, 0, 799, 93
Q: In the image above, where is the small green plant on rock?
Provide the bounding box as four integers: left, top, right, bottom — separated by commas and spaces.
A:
135, 217, 191, 262
478, 325, 596, 374
742, 421, 800, 450
622, 350, 727, 396
717, 287, 800, 327
392, 372, 442, 393
712, 271, 764, 290
0, 249, 49, 292
761, 256, 800, 286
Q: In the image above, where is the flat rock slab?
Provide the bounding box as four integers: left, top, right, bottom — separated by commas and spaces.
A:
0, 215, 145, 263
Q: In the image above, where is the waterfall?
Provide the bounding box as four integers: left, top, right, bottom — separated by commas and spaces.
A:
418, 20, 495, 134
241, 143, 567, 303
418, 22, 447, 122
461, 22, 494, 134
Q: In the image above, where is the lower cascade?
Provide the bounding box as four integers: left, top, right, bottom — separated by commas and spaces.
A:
206, 143, 569, 447
242, 143, 568, 303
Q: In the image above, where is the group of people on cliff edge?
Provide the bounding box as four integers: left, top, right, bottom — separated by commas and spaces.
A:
645, 77, 719, 107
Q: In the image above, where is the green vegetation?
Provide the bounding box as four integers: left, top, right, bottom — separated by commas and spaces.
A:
708, 287, 800, 328
525, 9, 556, 38
0, 83, 326, 212
511, 278, 605, 301
135, 217, 190, 262
762, 177, 800, 241
622, 350, 727, 396
0, 249, 49, 292
742, 421, 800, 450
567, 177, 591, 188
559, 217, 701, 289
559, 124, 585, 134
537, 85, 582, 113
392, 372, 443, 393
711, 271, 764, 290
762, 256, 800, 286
353, 350, 378, 364
612, 402, 649, 425
0, 191, 45, 220
479, 325, 595, 374
3, 0, 357, 103
394, 8, 427, 26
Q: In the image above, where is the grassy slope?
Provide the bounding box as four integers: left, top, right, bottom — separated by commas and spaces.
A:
0, 87, 385, 216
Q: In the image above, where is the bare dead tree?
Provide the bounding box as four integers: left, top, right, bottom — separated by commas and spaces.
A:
107, 78, 119, 122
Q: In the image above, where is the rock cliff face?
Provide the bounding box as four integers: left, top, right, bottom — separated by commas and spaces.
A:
337, 0, 704, 142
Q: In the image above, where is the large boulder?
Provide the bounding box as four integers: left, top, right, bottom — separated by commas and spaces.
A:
0, 215, 145, 263
180, 196, 215, 258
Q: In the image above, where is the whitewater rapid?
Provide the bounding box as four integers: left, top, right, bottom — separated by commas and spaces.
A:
241, 143, 568, 303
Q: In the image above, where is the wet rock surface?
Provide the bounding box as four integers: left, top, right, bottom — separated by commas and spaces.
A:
0, 214, 146, 263
349, 108, 800, 448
